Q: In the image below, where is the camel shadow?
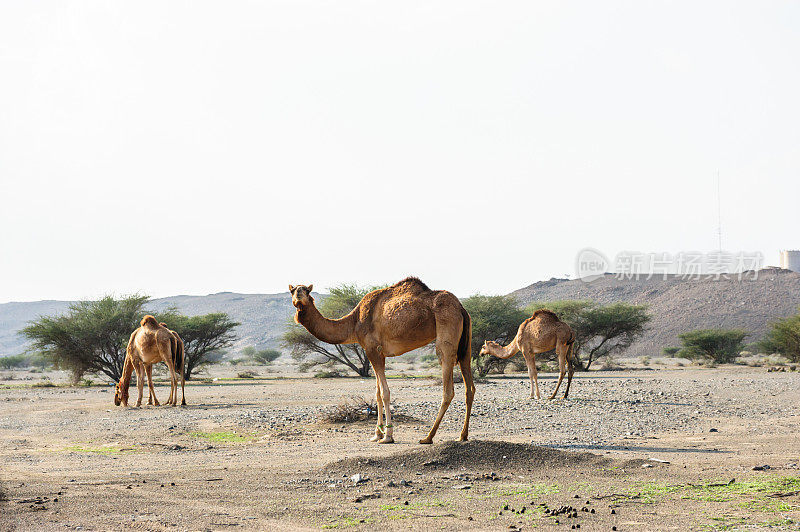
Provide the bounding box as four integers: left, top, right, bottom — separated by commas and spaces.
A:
542, 443, 729, 454
571, 397, 694, 407
124, 402, 262, 410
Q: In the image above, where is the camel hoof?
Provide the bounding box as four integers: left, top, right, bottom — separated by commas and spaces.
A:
370, 435, 381, 442
419, 438, 433, 445
378, 436, 394, 444
458, 435, 468, 442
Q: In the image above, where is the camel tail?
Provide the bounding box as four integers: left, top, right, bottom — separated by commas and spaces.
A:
566, 330, 577, 366
457, 307, 472, 363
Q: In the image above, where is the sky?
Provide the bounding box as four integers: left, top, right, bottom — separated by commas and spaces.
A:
1, 1, 799, 303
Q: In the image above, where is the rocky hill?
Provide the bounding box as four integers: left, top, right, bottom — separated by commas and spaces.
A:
510, 268, 800, 356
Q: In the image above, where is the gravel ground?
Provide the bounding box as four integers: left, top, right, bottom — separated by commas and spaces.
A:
1, 367, 799, 531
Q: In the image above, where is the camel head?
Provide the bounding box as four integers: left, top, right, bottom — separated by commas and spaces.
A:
479, 340, 500, 358
289, 284, 314, 310
113, 381, 128, 406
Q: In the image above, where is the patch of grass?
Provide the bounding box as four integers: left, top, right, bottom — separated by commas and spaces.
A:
189, 431, 251, 443
321, 516, 371, 529
32, 380, 57, 388
683, 476, 800, 503
379, 500, 449, 513
62, 445, 125, 454
496, 482, 560, 498
625, 480, 685, 504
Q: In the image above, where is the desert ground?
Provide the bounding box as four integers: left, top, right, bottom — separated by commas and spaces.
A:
1, 366, 799, 531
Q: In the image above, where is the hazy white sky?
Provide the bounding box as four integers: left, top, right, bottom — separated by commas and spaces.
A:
1, 1, 798, 303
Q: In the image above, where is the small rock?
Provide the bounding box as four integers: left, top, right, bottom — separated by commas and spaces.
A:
753, 465, 770, 471
709, 428, 719, 432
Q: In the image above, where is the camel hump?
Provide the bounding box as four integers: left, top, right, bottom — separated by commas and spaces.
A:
140, 315, 159, 328
529, 309, 560, 322
392, 276, 431, 292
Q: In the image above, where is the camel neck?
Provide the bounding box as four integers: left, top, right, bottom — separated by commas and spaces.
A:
297, 303, 357, 345
494, 337, 520, 359
119, 355, 134, 394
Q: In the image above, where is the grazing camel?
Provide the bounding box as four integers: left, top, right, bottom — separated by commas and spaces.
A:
136, 323, 186, 406
479, 310, 576, 400
289, 277, 474, 444
114, 316, 182, 407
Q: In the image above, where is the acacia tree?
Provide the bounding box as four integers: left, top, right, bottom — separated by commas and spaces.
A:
678, 328, 748, 365
462, 294, 528, 377
24, 295, 238, 383
161, 313, 239, 379
525, 300, 650, 370
282, 284, 384, 377
22, 295, 175, 383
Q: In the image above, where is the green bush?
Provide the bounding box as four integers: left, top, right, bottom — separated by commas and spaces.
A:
0, 354, 30, 369
253, 349, 281, 365
757, 309, 800, 362
677, 329, 748, 364
662, 346, 680, 357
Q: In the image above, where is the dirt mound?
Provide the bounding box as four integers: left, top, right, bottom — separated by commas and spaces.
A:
510, 269, 800, 356
324, 440, 613, 475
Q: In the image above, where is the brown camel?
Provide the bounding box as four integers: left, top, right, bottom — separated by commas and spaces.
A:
136, 323, 186, 406
289, 277, 474, 444
479, 309, 576, 400
114, 316, 182, 407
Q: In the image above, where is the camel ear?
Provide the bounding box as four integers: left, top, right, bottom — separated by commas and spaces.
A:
307, 284, 313, 292
289, 285, 295, 293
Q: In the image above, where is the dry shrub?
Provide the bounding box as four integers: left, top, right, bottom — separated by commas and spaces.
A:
322, 396, 377, 423
320, 396, 415, 424
237, 370, 257, 379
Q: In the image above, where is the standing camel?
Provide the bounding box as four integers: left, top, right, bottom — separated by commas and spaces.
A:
114, 316, 182, 407
289, 277, 474, 444
479, 310, 576, 400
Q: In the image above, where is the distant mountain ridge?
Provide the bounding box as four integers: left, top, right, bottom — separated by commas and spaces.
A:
3, 270, 800, 358
0, 291, 320, 356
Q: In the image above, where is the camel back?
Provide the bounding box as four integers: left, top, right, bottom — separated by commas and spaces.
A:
527, 309, 561, 323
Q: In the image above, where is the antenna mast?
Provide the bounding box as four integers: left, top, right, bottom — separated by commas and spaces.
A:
716, 170, 722, 252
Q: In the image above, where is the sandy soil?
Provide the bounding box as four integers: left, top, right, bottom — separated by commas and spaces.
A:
1, 367, 799, 531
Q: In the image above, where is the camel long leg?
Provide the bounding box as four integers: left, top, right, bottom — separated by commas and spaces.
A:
179, 357, 186, 406
134, 362, 145, 407
522, 350, 541, 400
370, 373, 385, 442
372, 356, 394, 443
563, 344, 575, 399
158, 343, 178, 406
549, 343, 567, 400
457, 350, 475, 442
420, 342, 457, 444
145, 364, 160, 406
